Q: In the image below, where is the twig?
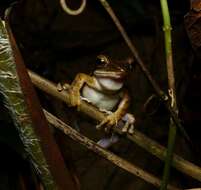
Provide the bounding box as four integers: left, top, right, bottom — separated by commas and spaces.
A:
98, 0, 191, 144
28, 70, 201, 183
44, 109, 180, 190
160, 1, 178, 189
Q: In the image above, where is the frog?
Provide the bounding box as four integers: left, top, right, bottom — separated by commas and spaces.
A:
58, 55, 135, 136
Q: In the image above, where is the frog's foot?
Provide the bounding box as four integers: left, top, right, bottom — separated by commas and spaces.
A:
96, 113, 118, 132
57, 82, 70, 92
121, 113, 135, 134
57, 83, 63, 92
97, 134, 119, 149
122, 122, 134, 134
57, 83, 81, 109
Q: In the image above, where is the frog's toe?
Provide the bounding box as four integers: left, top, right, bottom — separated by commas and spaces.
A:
121, 122, 134, 134
69, 95, 76, 107
97, 134, 119, 148
57, 83, 70, 92
122, 121, 129, 133
75, 93, 81, 105
57, 83, 63, 92
120, 113, 135, 134
128, 124, 134, 134
106, 114, 118, 126
96, 119, 112, 132
96, 114, 118, 133
68, 90, 80, 107
96, 119, 108, 130
73, 97, 81, 108
104, 125, 113, 133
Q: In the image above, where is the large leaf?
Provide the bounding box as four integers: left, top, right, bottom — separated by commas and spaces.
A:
0, 19, 57, 189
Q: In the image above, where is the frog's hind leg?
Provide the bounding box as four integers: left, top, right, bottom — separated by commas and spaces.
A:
97, 134, 119, 149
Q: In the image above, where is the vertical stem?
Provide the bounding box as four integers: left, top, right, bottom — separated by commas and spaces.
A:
98, 0, 191, 146
160, 0, 178, 190
160, 0, 176, 95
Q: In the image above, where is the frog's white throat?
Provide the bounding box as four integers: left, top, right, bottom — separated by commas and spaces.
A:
96, 77, 123, 91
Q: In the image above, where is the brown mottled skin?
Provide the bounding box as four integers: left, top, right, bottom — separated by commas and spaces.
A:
61, 55, 134, 132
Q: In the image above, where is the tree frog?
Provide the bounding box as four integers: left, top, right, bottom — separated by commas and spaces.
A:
59, 55, 135, 135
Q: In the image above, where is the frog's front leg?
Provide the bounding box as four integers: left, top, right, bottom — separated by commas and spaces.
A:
62, 73, 96, 108
96, 90, 130, 132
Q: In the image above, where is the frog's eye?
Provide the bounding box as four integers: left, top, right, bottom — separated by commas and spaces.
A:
96, 55, 110, 65
96, 58, 105, 65
124, 57, 134, 71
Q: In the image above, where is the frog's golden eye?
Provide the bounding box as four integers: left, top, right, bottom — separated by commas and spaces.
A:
127, 63, 133, 70
96, 55, 110, 65
96, 58, 105, 65
123, 57, 134, 71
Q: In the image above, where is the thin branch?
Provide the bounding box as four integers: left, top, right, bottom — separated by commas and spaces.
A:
28, 70, 201, 183
44, 109, 180, 190
98, 0, 191, 144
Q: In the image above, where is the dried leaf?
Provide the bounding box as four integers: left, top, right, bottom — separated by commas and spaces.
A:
184, 0, 201, 49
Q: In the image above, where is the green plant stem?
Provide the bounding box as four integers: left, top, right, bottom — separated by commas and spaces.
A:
160, 0, 178, 190
160, 120, 177, 190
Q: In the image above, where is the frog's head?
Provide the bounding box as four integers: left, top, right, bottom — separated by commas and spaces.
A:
94, 55, 134, 91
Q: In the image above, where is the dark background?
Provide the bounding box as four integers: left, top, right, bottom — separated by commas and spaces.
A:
0, 0, 200, 189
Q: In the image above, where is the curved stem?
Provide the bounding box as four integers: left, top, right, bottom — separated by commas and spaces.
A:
60, 0, 86, 15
